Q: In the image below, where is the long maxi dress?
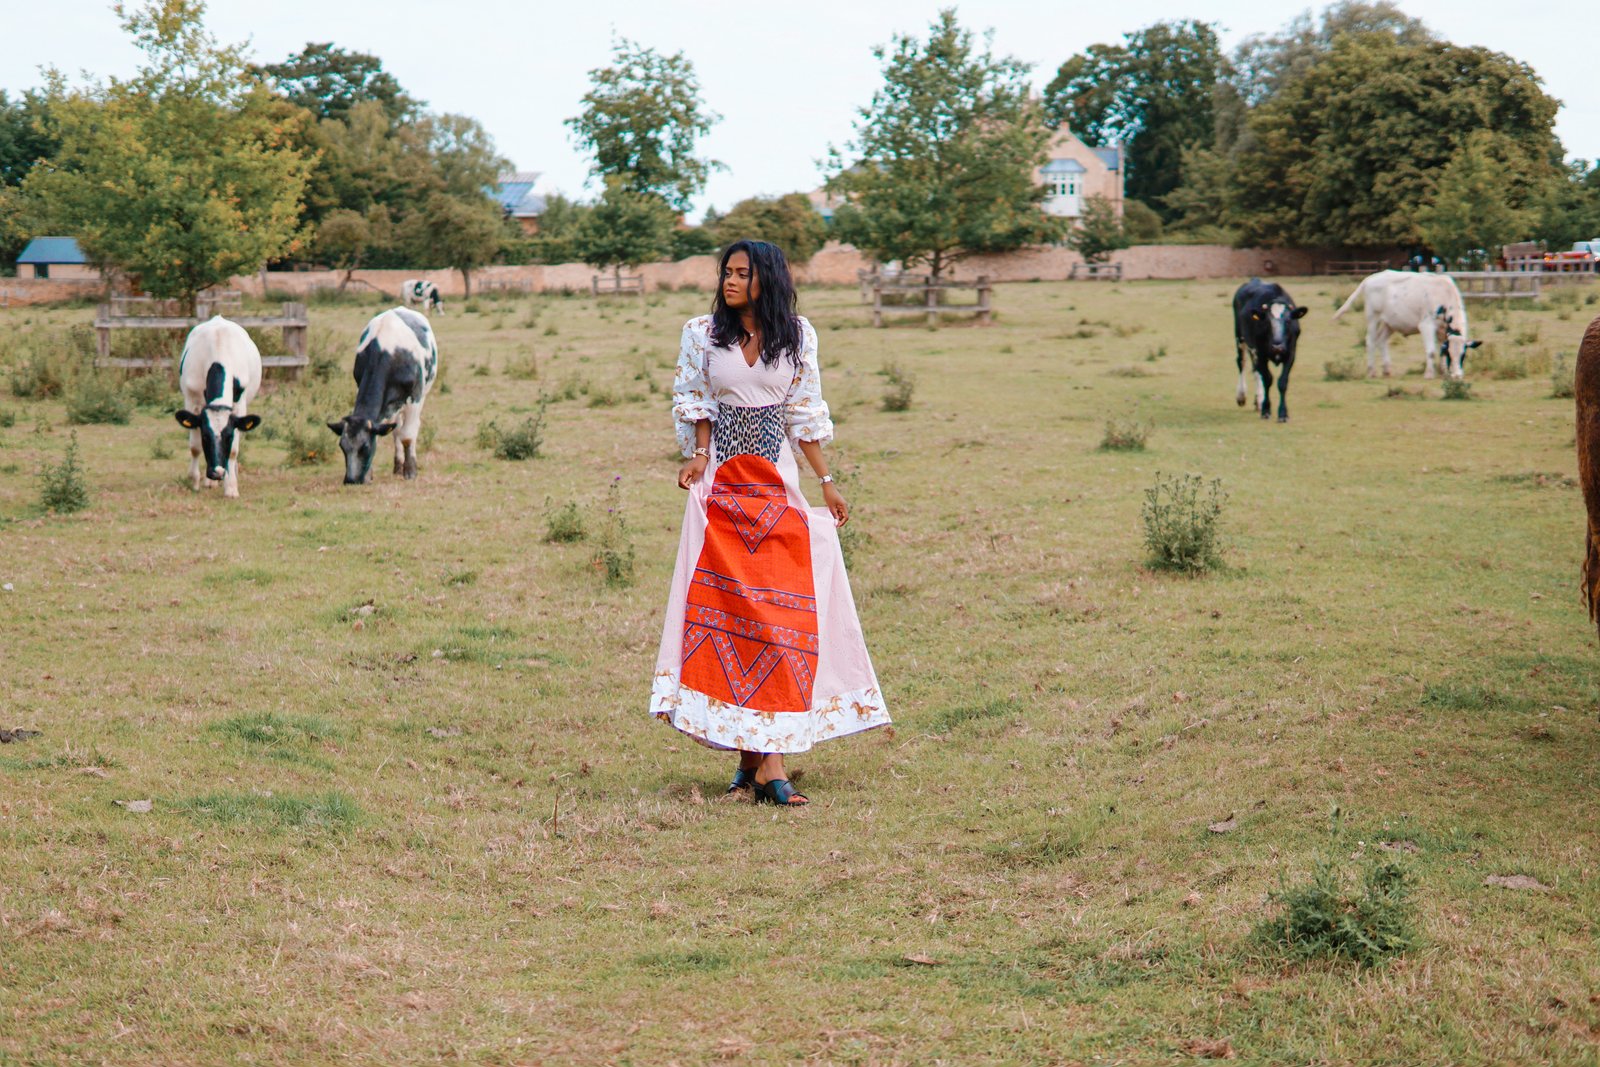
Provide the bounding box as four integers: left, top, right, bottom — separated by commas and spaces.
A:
651, 314, 892, 754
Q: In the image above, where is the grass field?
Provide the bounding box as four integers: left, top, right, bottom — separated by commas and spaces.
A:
2, 277, 1598, 1065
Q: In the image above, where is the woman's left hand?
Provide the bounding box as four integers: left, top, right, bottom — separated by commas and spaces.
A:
822, 483, 849, 527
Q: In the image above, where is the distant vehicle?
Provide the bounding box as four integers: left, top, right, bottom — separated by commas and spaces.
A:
1544, 241, 1599, 271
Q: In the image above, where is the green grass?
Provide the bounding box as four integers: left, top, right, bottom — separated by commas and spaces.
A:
0, 281, 1598, 1064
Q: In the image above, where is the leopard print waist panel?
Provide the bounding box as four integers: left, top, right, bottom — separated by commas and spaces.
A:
714, 403, 784, 463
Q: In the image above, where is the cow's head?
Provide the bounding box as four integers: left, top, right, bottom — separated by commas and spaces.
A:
328, 415, 397, 485
1437, 305, 1481, 380
1249, 301, 1309, 358
174, 404, 260, 480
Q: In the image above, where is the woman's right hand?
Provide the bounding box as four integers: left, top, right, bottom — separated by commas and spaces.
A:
677, 455, 708, 490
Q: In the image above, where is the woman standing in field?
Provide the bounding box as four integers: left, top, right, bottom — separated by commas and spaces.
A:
651, 239, 890, 806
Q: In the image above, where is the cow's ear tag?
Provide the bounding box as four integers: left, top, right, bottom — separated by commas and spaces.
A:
234, 414, 261, 432
174, 410, 201, 429
375, 421, 398, 437
1250, 311, 1262, 320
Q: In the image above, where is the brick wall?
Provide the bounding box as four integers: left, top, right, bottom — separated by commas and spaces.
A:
0, 276, 104, 306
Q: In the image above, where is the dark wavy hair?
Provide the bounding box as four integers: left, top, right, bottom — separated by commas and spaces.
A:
709, 239, 802, 369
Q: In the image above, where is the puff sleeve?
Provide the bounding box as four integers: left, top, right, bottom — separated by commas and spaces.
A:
671, 318, 717, 458
784, 318, 834, 452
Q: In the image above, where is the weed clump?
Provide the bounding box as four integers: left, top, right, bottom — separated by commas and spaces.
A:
1254, 858, 1416, 967
880, 362, 915, 412
478, 398, 547, 460
593, 477, 635, 587
39, 432, 90, 514
545, 499, 586, 543
1441, 379, 1473, 401
1141, 472, 1226, 573
1323, 356, 1362, 382
65, 376, 132, 425
1100, 416, 1150, 452
1550, 352, 1575, 399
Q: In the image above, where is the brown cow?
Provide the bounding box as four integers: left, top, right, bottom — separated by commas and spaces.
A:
1577, 315, 1600, 634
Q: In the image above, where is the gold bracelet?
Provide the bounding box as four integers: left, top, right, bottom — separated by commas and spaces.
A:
692, 447, 710, 458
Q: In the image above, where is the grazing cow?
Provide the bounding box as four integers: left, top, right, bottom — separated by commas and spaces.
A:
173, 316, 262, 498
1233, 278, 1308, 422
400, 279, 443, 315
1576, 316, 1600, 637
1332, 270, 1480, 380
328, 307, 439, 484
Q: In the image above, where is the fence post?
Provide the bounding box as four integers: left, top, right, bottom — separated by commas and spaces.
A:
976, 276, 991, 324
873, 282, 884, 328
925, 282, 937, 328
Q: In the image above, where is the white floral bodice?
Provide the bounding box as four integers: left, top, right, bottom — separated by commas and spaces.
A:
671, 315, 833, 458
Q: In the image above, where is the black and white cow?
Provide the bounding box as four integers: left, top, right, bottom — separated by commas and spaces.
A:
400, 279, 443, 316
173, 316, 262, 498
1234, 278, 1308, 423
328, 307, 439, 484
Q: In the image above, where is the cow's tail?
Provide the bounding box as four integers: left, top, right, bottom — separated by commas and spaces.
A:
1331, 277, 1366, 321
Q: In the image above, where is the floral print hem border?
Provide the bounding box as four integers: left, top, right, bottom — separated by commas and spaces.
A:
651, 672, 891, 754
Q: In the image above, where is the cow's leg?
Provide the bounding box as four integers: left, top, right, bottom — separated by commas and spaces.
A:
1235, 341, 1249, 406
393, 407, 407, 476
223, 431, 241, 499
1378, 326, 1394, 378
1256, 360, 1274, 419
1422, 327, 1438, 380
400, 401, 423, 480
1276, 359, 1293, 422
1365, 320, 1381, 378
188, 428, 203, 491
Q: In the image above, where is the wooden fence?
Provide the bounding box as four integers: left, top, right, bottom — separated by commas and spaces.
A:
869, 275, 992, 328
1449, 272, 1542, 301
1069, 262, 1122, 281
592, 273, 644, 297
94, 297, 309, 375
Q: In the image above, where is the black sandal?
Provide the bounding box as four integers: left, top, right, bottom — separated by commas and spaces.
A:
728, 766, 758, 794
755, 778, 809, 806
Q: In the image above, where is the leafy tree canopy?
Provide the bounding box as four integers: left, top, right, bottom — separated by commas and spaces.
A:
260, 42, 416, 124
713, 194, 828, 263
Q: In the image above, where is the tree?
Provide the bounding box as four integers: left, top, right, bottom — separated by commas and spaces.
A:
395, 193, 504, 295
527, 193, 589, 264
260, 42, 415, 124
1068, 196, 1130, 263
0, 90, 57, 187
422, 112, 508, 200
1416, 133, 1530, 266
713, 193, 828, 262
1044, 21, 1227, 217
827, 9, 1060, 283
1532, 161, 1600, 249
315, 206, 391, 288
1231, 35, 1562, 248
1121, 200, 1164, 243
1232, 1, 1433, 107
566, 38, 719, 213
572, 178, 675, 283
26, 0, 311, 309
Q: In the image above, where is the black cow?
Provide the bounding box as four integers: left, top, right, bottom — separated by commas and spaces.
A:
1233, 278, 1308, 423
328, 307, 439, 484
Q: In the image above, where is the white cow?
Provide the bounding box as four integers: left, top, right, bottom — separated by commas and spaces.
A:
1332, 270, 1481, 380
173, 316, 262, 498
400, 279, 443, 316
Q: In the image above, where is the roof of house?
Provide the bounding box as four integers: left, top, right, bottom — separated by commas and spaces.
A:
492, 171, 546, 217
1091, 146, 1122, 172
16, 237, 86, 265
1041, 158, 1087, 175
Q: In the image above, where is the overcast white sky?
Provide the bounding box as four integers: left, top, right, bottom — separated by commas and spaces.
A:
3, 1, 1594, 220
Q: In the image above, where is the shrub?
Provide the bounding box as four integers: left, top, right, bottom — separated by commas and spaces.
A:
65, 376, 133, 425
39, 432, 90, 513
125, 372, 174, 408
1253, 858, 1416, 967
281, 420, 332, 467
880, 362, 915, 412
593, 477, 635, 587
1141, 472, 1226, 573
544, 500, 586, 543
149, 434, 174, 460
479, 398, 547, 460
0, 408, 15, 428
1100, 417, 1150, 452
505, 348, 539, 380
1551, 352, 1575, 399
1440, 379, 1473, 401
1323, 356, 1362, 381
588, 387, 620, 408
9, 347, 73, 399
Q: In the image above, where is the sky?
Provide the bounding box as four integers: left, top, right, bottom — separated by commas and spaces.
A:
3, 0, 1595, 221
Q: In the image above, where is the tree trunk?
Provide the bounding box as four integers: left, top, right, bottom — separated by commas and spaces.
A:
613, 265, 622, 286
461, 269, 472, 298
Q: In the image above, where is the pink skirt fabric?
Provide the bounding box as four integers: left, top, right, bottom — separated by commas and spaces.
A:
651, 439, 890, 754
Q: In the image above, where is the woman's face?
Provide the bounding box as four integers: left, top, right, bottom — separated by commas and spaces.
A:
722, 251, 760, 310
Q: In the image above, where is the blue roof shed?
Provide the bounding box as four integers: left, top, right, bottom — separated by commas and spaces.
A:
17, 237, 87, 265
